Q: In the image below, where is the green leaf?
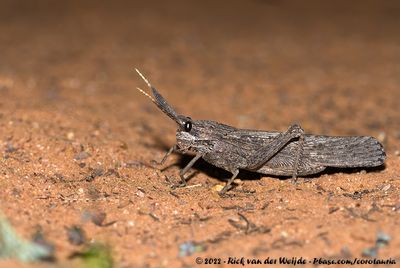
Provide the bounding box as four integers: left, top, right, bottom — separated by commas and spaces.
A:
0, 213, 52, 262
70, 243, 113, 268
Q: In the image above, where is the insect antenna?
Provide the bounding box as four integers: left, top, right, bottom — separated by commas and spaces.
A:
136, 86, 156, 103
135, 68, 152, 88
135, 68, 182, 124
135, 68, 156, 103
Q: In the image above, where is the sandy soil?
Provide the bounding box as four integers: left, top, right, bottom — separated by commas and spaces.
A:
0, 0, 399, 267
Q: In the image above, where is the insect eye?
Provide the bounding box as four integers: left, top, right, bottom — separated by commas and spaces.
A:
184, 121, 192, 132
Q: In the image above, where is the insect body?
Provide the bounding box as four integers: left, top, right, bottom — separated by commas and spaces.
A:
135, 69, 386, 193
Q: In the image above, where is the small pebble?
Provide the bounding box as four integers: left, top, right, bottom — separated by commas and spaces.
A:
86, 168, 104, 182
90, 211, 107, 226
136, 190, 145, 198
5, 143, 17, 153
178, 241, 205, 257
211, 184, 224, 192
376, 231, 391, 248
67, 132, 75, 140
74, 151, 90, 160
362, 247, 378, 257
32, 229, 55, 256
66, 225, 86, 245
381, 184, 391, 192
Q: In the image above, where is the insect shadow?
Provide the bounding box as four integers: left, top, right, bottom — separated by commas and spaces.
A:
146, 134, 385, 186
144, 138, 260, 182
321, 165, 386, 176
176, 154, 264, 182
174, 155, 386, 183
146, 136, 386, 190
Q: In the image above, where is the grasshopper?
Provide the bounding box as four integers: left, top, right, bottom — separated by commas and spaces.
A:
135, 69, 386, 193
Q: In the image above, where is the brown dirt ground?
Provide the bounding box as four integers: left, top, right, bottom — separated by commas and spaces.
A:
0, 0, 399, 267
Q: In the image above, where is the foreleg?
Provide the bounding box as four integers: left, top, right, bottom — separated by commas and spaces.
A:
177, 153, 204, 187
151, 145, 176, 166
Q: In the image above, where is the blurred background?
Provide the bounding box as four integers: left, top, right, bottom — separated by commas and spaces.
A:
1, 0, 399, 139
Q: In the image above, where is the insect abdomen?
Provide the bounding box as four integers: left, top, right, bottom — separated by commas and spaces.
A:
306, 135, 386, 168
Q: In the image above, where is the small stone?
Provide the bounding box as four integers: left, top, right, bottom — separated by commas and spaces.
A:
32, 230, 55, 256
86, 168, 104, 182
381, 184, 391, 192
178, 241, 205, 257
281, 231, 288, 238
5, 143, 17, 153
66, 225, 86, 245
362, 247, 378, 257
136, 189, 145, 198
74, 151, 90, 160
376, 231, 391, 248
67, 132, 75, 140
119, 141, 128, 150
211, 184, 224, 192
91, 211, 107, 226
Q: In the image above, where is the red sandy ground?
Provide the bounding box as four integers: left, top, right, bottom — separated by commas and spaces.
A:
0, 1, 399, 267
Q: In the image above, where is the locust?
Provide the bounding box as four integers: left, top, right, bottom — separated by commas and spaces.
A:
135, 69, 386, 193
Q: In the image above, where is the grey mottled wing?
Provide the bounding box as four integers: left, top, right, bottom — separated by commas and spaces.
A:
223, 130, 385, 176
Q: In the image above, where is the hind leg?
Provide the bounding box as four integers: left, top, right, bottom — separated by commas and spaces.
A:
246, 124, 305, 171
